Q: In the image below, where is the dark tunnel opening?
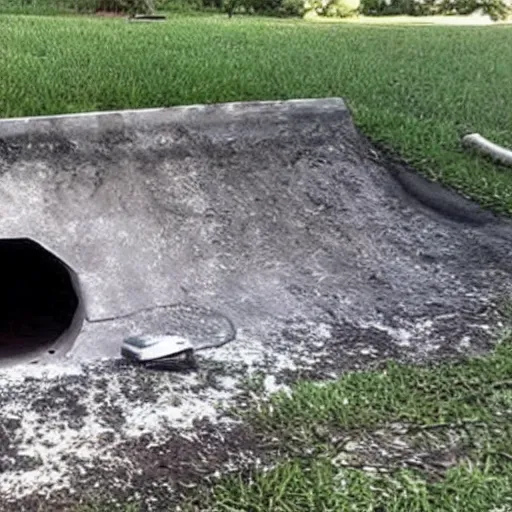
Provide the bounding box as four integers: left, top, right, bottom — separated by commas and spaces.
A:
0, 238, 82, 362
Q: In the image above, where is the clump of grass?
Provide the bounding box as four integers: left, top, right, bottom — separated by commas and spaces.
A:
201, 457, 512, 511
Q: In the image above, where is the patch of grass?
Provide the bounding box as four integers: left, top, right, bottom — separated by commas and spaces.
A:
201, 458, 512, 512
186, 336, 512, 511
1, 16, 512, 212
255, 338, 512, 430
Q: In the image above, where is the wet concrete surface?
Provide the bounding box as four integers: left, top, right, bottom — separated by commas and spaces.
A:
0, 98, 511, 509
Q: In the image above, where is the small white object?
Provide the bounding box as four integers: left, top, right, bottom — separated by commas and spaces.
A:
462, 133, 512, 168
121, 335, 193, 362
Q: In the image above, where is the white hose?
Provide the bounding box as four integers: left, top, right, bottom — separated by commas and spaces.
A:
462, 133, 512, 168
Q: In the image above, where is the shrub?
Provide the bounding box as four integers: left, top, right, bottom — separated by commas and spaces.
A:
96, 0, 153, 13
304, 0, 360, 16
67, 0, 156, 13
359, 0, 388, 14
479, 0, 511, 19
3, 0, 508, 18
223, 0, 241, 16
360, 0, 511, 18
201, 0, 222, 7
239, 0, 303, 15
247, 0, 280, 12
280, 0, 305, 15
156, 0, 203, 11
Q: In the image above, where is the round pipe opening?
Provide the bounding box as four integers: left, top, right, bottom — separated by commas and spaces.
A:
0, 238, 84, 365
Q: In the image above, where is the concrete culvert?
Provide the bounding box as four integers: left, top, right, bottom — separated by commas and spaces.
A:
0, 238, 83, 366
3, 99, 512, 506
1, 98, 512, 370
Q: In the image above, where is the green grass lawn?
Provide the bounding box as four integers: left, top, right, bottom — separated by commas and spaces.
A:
2, 14, 512, 511
193, 335, 512, 511
1, 15, 512, 213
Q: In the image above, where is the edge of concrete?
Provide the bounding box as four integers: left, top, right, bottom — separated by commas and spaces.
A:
0, 97, 504, 227
0, 98, 348, 138
355, 129, 502, 227
392, 166, 498, 226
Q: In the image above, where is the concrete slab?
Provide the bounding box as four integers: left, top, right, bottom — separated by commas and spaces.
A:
1, 97, 512, 367
1, 98, 512, 507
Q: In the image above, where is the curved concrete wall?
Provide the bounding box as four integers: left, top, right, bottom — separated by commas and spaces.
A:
1, 98, 511, 366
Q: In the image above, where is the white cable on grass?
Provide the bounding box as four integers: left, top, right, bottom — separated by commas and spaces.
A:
462, 133, 512, 168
